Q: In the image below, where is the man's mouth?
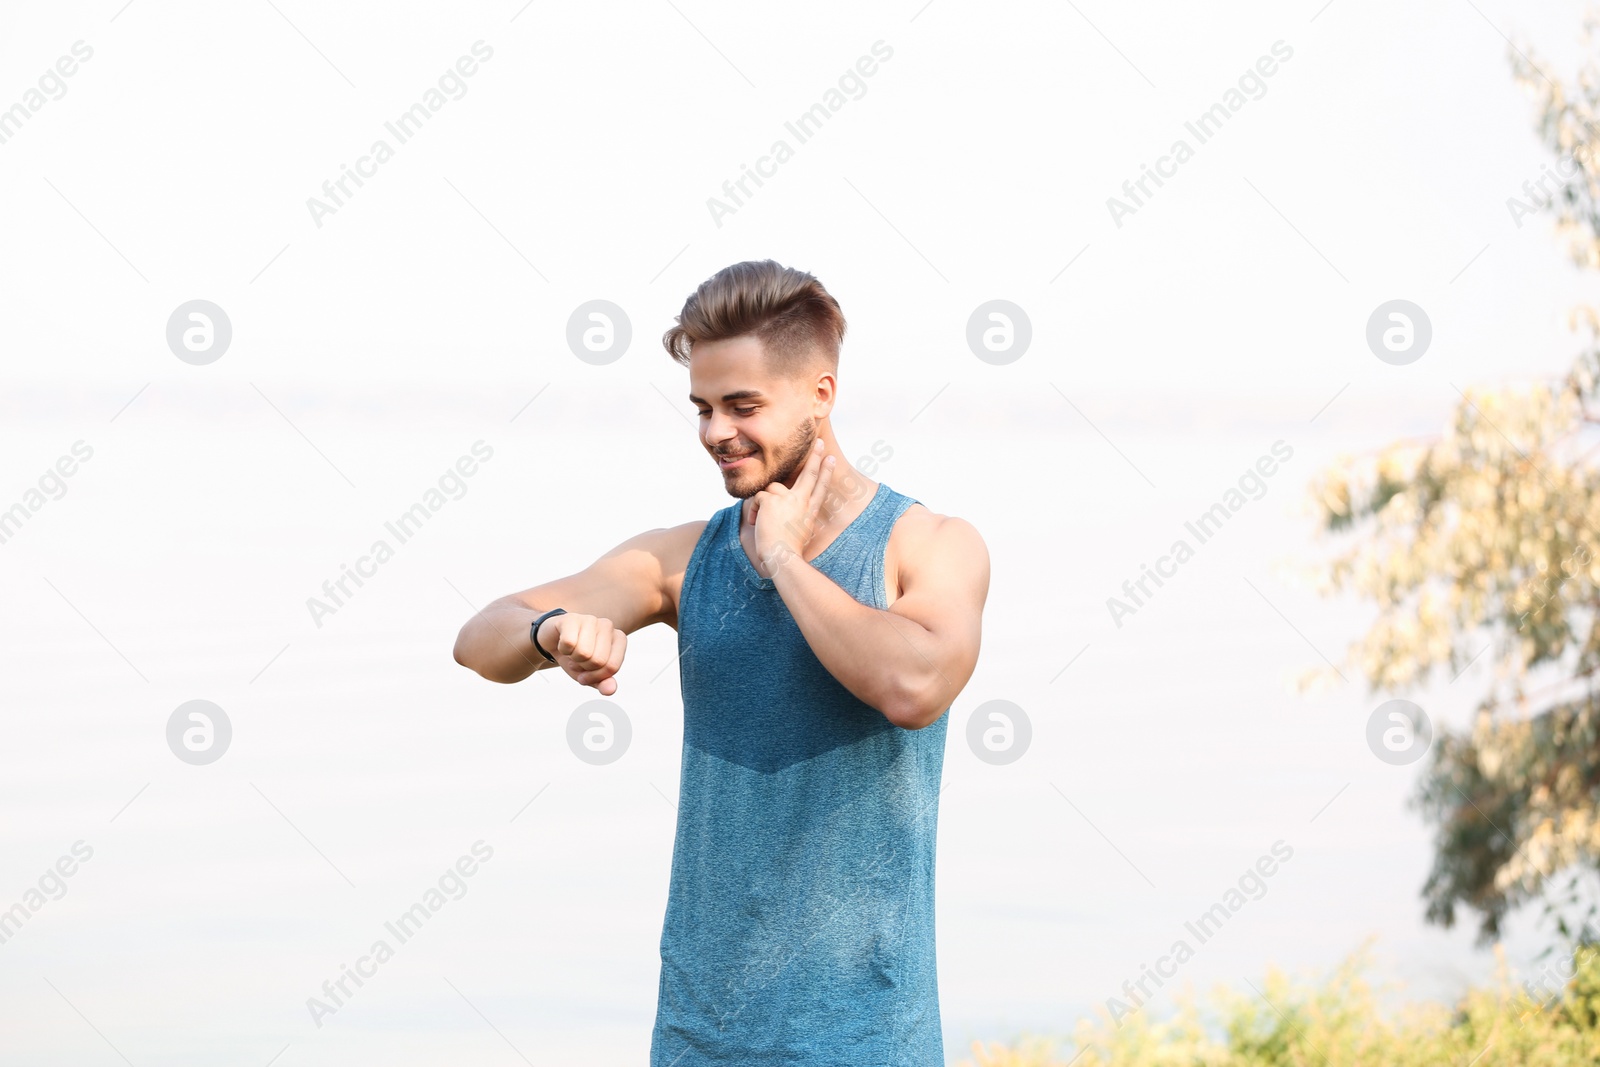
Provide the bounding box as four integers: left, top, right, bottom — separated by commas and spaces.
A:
715, 450, 757, 470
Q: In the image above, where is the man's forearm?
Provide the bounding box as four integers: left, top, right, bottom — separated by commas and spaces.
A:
453, 600, 554, 684
768, 556, 952, 728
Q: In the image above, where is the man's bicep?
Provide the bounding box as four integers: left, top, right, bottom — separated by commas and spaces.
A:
495, 525, 695, 633
888, 516, 990, 659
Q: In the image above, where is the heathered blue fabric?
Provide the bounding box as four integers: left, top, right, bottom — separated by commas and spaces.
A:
650, 482, 948, 1066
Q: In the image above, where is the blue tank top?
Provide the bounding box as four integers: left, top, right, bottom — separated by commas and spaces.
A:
650, 481, 948, 1066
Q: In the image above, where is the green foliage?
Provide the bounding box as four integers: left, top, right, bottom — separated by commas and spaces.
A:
1413, 700, 1600, 944
1301, 11, 1600, 948
958, 940, 1600, 1067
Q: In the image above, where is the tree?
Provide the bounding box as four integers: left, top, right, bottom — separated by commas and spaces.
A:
1302, 11, 1600, 949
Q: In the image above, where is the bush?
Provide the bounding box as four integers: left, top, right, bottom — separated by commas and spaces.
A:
958, 938, 1600, 1067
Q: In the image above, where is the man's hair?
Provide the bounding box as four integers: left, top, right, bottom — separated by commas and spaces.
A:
661, 259, 846, 371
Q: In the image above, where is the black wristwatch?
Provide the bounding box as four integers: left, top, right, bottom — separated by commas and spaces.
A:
530, 607, 567, 662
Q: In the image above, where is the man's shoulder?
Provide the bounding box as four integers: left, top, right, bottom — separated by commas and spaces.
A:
891, 499, 984, 545
888, 499, 987, 571
613, 519, 712, 578
631, 520, 714, 620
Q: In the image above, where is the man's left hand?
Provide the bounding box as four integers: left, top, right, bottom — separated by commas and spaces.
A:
748, 438, 836, 577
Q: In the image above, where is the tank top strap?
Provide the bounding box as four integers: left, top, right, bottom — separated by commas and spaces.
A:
806, 483, 908, 563
809, 482, 918, 610
837, 482, 917, 556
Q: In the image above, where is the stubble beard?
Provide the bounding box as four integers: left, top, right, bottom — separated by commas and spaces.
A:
720, 417, 817, 500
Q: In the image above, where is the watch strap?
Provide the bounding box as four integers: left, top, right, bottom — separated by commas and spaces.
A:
530, 607, 567, 663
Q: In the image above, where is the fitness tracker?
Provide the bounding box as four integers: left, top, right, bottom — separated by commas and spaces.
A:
530, 607, 567, 662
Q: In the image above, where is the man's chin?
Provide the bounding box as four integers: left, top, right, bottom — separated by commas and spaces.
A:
723, 463, 777, 499
721, 469, 769, 499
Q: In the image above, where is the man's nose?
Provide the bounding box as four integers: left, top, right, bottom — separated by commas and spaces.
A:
703, 409, 737, 444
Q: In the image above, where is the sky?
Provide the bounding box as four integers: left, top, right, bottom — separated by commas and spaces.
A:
3, 0, 1600, 1063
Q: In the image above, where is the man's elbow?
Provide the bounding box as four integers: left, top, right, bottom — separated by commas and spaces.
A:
452, 631, 476, 672
452, 632, 507, 683
887, 706, 947, 731
452, 645, 488, 680
456, 655, 516, 685
880, 676, 952, 730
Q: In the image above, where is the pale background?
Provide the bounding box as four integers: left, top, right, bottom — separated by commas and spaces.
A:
1, 0, 1595, 1062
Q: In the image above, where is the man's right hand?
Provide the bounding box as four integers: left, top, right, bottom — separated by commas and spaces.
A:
538, 612, 628, 695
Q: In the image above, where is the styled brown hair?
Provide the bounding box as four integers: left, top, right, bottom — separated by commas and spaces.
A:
662, 259, 846, 370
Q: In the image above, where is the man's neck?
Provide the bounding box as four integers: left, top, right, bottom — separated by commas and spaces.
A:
811, 439, 878, 532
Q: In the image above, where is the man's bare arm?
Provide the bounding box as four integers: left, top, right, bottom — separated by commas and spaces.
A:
451, 522, 702, 688
770, 512, 989, 729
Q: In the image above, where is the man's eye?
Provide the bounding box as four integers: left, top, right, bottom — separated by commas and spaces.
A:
734, 407, 757, 416
695, 409, 710, 418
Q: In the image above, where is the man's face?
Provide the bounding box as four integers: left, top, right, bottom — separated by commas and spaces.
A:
687, 335, 827, 499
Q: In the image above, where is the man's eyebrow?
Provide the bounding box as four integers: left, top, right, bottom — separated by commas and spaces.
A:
686, 390, 766, 404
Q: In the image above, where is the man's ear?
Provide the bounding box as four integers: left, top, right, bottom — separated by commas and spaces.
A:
812, 369, 838, 415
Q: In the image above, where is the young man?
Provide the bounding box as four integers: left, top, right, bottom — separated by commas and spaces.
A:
452, 259, 989, 1064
